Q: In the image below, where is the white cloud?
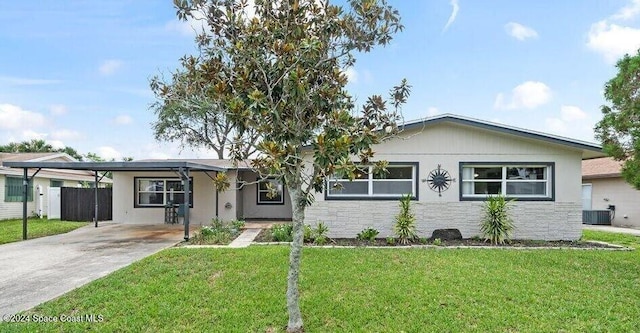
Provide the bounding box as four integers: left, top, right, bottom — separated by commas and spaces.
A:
99, 59, 123, 76
21, 130, 47, 141
49, 104, 68, 116
426, 107, 441, 117
0, 76, 61, 86
442, 0, 459, 32
544, 106, 595, 141
165, 4, 212, 36
48, 140, 66, 150
97, 146, 122, 161
344, 67, 358, 84
494, 81, 552, 110
50, 129, 83, 141
560, 105, 588, 122
612, 0, 640, 20
114, 115, 133, 125
587, 20, 640, 63
0, 103, 47, 130
505, 22, 538, 41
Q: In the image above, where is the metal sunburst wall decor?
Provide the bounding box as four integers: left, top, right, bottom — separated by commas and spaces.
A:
426, 164, 453, 197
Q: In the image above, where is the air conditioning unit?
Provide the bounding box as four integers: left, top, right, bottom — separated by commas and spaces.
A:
582, 210, 612, 225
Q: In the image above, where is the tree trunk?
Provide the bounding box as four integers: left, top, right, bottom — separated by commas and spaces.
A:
286, 186, 305, 333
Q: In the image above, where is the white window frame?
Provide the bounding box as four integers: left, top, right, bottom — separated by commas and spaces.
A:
326, 163, 418, 200
460, 163, 554, 201
134, 177, 193, 208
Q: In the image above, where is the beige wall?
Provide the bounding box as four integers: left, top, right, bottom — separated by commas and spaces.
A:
112, 171, 236, 226
585, 177, 640, 228
305, 123, 585, 240
238, 171, 292, 220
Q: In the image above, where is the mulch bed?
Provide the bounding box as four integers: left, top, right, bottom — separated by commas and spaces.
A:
254, 230, 625, 249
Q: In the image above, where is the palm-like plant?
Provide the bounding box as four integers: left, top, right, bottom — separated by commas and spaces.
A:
394, 194, 417, 244
480, 195, 515, 245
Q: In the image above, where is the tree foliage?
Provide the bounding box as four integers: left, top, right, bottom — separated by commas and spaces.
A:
150, 51, 259, 159
171, 1, 410, 331
595, 50, 640, 189
0, 139, 84, 161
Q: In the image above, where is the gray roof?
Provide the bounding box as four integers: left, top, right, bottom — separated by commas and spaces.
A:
2, 160, 227, 172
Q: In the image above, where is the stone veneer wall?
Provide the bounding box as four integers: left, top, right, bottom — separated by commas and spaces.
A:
304, 201, 582, 241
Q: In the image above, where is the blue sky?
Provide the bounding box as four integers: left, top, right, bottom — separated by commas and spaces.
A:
1, 0, 639, 160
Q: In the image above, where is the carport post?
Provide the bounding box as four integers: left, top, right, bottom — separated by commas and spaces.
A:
180, 167, 191, 241
22, 168, 28, 240
94, 171, 98, 228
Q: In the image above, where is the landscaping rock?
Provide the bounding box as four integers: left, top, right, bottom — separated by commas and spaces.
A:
431, 229, 463, 240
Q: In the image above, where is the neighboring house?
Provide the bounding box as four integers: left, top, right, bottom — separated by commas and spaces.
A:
3, 115, 604, 240
0, 153, 111, 220
582, 157, 640, 228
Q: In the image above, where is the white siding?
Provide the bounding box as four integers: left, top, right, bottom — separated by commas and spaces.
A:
0, 176, 79, 220
304, 123, 584, 240
588, 177, 640, 228
238, 171, 293, 220
112, 171, 236, 225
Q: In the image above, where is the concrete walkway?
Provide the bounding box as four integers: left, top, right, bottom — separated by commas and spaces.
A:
0, 223, 184, 315
583, 224, 640, 236
228, 228, 262, 248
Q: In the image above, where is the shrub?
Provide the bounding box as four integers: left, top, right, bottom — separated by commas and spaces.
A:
190, 219, 244, 245
303, 224, 314, 243
313, 222, 329, 245
356, 228, 379, 243
394, 194, 417, 244
432, 238, 442, 246
480, 195, 515, 245
419, 237, 428, 245
386, 237, 396, 246
271, 223, 294, 242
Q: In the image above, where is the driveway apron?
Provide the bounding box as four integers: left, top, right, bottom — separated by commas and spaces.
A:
0, 223, 184, 315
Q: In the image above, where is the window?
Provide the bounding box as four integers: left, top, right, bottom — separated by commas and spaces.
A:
326, 163, 418, 199
460, 163, 553, 200
257, 179, 284, 205
50, 179, 64, 187
134, 177, 193, 207
5, 176, 33, 202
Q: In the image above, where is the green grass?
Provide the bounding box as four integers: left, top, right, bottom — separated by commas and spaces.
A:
0, 218, 89, 244
582, 229, 640, 249
1, 231, 639, 332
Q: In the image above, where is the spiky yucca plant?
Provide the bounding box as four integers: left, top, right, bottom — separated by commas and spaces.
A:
480, 195, 515, 245
394, 194, 417, 244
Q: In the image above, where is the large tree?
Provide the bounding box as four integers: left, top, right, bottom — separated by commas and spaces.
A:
595, 50, 640, 189
150, 53, 259, 159
172, 1, 409, 331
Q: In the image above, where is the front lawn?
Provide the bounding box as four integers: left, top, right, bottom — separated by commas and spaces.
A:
0, 218, 89, 245
1, 231, 638, 332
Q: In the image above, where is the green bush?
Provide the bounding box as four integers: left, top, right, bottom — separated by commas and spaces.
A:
394, 194, 417, 244
303, 224, 314, 242
386, 237, 396, 246
432, 238, 442, 246
480, 195, 515, 245
271, 223, 294, 242
190, 219, 245, 245
313, 222, 329, 245
356, 228, 379, 243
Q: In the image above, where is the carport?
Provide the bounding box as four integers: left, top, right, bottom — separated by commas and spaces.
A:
3, 161, 226, 241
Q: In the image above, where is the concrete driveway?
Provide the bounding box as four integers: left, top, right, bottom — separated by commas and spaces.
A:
0, 223, 185, 316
